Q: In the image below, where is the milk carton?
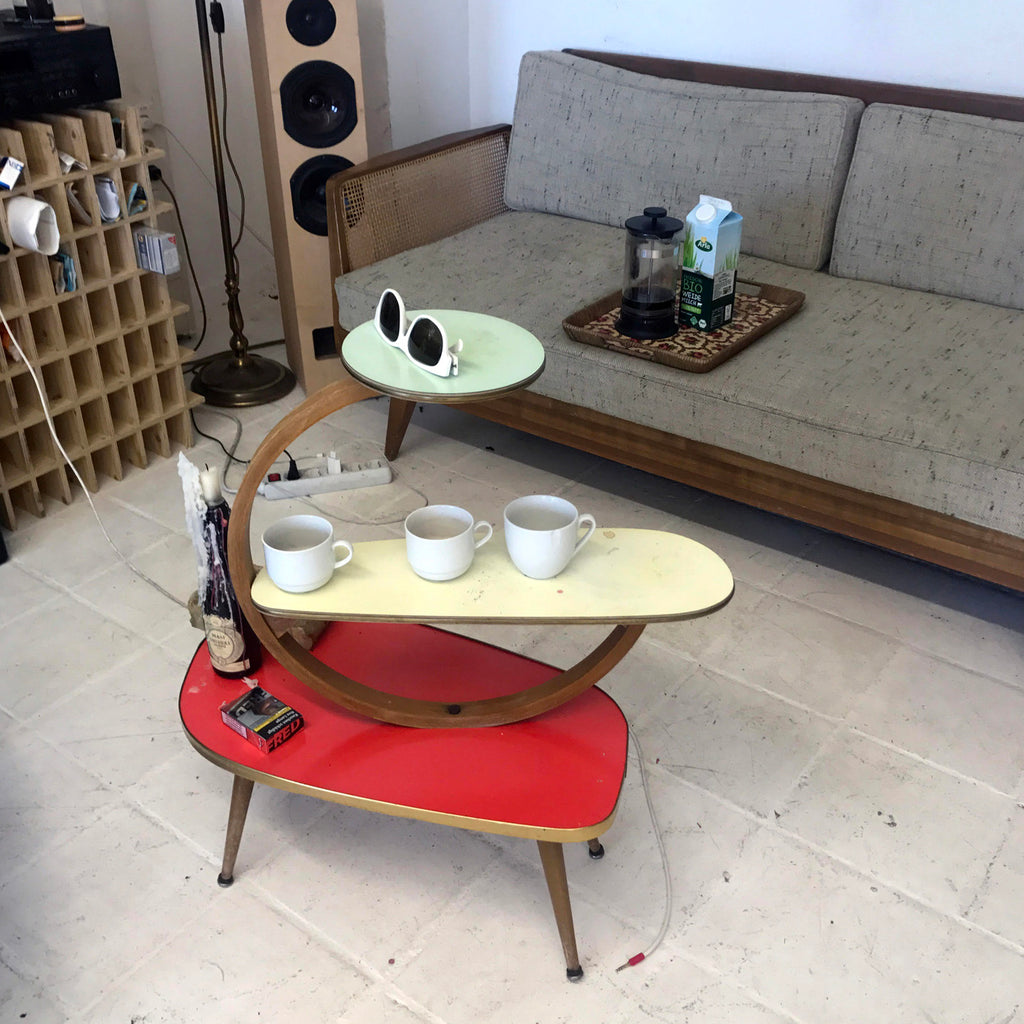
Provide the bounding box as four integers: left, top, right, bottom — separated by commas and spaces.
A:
677, 196, 742, 332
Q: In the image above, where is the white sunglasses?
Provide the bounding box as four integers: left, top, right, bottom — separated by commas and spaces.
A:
373, 289, 462, 377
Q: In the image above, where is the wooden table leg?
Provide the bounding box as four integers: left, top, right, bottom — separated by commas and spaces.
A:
587, 837, 605, 859
537, 840, 584, 980
385, 397, 416, 460
217, 775, 255, 887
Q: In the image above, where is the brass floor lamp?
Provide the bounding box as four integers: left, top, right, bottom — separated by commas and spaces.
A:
189, 0, 295, 407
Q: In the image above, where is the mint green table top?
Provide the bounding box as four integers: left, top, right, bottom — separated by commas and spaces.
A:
341, 310, 545, 402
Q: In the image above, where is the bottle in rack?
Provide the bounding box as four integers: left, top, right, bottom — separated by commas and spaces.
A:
198, 465, 262, 678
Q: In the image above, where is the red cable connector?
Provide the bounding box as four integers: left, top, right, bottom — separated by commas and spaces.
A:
614, 952, 646, 972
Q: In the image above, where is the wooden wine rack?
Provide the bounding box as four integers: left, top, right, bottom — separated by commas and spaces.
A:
0, 103, 200, 531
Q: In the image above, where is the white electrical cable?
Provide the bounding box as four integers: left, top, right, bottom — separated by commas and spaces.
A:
0, 303, 187, 609
615, 724, 673, 972
193, 404, 430, 525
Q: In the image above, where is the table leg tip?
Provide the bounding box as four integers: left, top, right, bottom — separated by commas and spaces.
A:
566, 966, 584, 982
588, 842, 605, 860
217, 873, 234, 887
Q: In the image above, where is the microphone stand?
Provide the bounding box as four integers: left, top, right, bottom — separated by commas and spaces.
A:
188, 0, 295, 407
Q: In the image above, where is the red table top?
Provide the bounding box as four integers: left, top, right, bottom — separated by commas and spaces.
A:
179, 622, 629, 840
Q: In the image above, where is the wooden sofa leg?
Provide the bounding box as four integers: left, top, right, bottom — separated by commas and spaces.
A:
537, 840, 584, 980
218, 775, 255, 887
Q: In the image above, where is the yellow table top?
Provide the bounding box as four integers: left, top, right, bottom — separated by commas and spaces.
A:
251, 528, 733, 624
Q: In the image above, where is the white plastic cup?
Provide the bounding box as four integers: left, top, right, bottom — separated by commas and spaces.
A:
404, 504, 492, 581
503, 495, 596, 579
262, 514, 353, 593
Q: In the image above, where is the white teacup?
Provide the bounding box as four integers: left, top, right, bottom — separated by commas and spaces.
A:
262, 514, 353, 593
405, 504, 492, 581
503, 495, 596, 579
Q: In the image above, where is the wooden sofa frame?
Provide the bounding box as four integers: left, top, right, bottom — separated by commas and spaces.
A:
326, 50, 1024, 592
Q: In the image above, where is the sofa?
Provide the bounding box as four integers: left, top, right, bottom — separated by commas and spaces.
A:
326, 48, 1024, 592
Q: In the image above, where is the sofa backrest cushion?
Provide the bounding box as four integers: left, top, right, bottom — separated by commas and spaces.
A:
831, 104, 1024, 309
504, 50, 864, 270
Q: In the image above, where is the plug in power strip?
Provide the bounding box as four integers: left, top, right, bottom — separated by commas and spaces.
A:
258, 456, 392, 500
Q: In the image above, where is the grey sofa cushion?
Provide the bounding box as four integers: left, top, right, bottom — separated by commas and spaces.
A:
831, 104, 1024, 310
503, 51, 864, 270
335, 211, 1024, 538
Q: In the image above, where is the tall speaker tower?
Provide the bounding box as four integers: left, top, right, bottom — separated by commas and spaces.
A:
242, 0, 368, 394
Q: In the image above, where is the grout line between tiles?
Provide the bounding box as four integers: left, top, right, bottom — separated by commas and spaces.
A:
764, 582, 1024, 696
70, 889, 240, 1023
0, 795, 124, 893
475, 825, 813, 1024
68, 850, 433, 1024
3, 693, 231, 888
372, 840, 516, 962
8, 525, 192, 613
844, 726, 1024, 802
231, 877, 451, 1024
657, 765, 1024, 959
106, 491, 191, 536
644, 626, 1023, 801
4, 558, 76, 597
0, 586, 66, 630
638, 947, 812, 1024
769, 718, 848, 810
641, 626, 872, 728
649, 944, 813, 1024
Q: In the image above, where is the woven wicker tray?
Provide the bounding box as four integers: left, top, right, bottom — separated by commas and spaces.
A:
562, 280, 805, 373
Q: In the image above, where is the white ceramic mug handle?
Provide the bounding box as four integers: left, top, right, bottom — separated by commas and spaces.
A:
573, 514, 596, 556
473, 521, 493, 549
332, 540, 354, 568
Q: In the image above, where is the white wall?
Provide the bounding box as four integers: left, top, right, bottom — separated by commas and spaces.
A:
465, 0, 1024, 129
383, 0, 469, 145
80, 0, 1024, 358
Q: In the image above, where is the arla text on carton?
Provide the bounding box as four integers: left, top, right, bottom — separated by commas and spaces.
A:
678, 196, 742, 332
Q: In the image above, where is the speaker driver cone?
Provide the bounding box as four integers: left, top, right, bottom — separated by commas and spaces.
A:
280, 60, 358, 147
286, 0, 336, 46
290, 154, 354, 236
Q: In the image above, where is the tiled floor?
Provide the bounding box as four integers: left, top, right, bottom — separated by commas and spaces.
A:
2, 377, 1023, 1023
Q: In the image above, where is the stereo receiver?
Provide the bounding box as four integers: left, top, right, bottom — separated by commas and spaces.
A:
0, 19, 121, 120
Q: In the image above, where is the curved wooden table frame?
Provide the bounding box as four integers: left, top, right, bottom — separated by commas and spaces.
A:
227, 379, 726, 728
231, 382, 741, 729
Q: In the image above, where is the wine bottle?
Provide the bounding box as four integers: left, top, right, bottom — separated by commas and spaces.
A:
199, 466, 262, 678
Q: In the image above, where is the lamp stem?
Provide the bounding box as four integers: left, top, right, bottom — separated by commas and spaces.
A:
187, 0, 295, 406
195, 0, 246, 362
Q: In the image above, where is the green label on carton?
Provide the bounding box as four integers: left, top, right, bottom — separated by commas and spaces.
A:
679, 269, 734, 331
678, 196, 742, 332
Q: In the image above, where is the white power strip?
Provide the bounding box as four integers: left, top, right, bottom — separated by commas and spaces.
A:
258, 456, 392, 500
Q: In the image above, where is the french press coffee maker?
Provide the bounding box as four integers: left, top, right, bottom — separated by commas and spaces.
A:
615, 206, 683, 340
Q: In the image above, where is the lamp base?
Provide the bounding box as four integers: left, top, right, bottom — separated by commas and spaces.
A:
190, 352, 297, 408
